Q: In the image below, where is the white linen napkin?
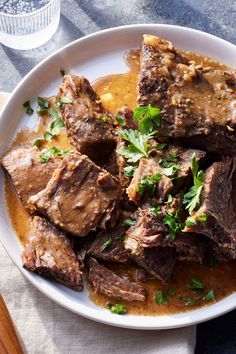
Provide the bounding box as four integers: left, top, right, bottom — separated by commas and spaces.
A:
0, 93, 196, 354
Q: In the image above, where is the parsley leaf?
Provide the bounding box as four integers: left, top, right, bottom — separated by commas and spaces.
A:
137, 173, 162, 196
185, 214, 207, 228
119, 235, 125, 242
190, 278, 204, 292
149, 204, 161, 216
167, 288, 176, 297
155, 290, 167, 305
115, 115, 126, 126
33, 138, 43, 147
124, 166, 137, 177
155, 143, 168, 151
23, 100, 34, 115
37, 97, 50, 112
203, 290, 215, 302
163, 210, 184, 240
40, 146, 71, 163
133, 104, 161, 134
100, 238, 112, 252
124, 218, 135, 227
165, 194, 173, 204
180, 296, 197, 306
118, 129, 154, 163
106, 303, 127, 314
59, 96, 72, 105
183, 154, 204, 212
160, 160, 180, 178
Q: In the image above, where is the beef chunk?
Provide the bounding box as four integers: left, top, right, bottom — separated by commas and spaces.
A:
124, 205, 206, 282
28, 152, 122, 237
184, 158, 236, 260
89, 257, 146, 302
127, 146, 205, 204
22, 216, 83, 290
58, 75, 116, 162
2, 147, 60, 210
116, 105, 137, 130
88, 221, 130, 263
138, 34, 236, 154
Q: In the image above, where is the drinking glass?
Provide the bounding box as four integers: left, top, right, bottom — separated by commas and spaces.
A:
0, 0, 60, 50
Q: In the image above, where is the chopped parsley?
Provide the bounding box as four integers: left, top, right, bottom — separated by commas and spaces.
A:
33, 138, 43, 147
166, 288, 176, 297
183, 153, 204, 212
160, 160, 180, 178
115, 115, 126, 126
59, 96, 72, 104
124, 165, 137, 177
37, 97, 50, 113
155, 290, 167, 305
168, 151, 179, 160
100, 238, 112, 252
106, 303, 127, 314
203, 289, 215, 302
118, 234, 125, 242
185, 214, 207, 228
155, 143, 168, 151
180, 296, 197, 306
137, 173, 162, 196
165, 194, 173, 204
118, 129, 154, 163
163, 210, 184, 240
40, 146, 71, 163
133, 104, 161, 134
124, 218, 135, 227
149, 204, 161, 216
189, 278, 204, 292
23, 100, 34, 115
101, 115, 109, 122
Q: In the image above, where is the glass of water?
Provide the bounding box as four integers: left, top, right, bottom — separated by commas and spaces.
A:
0, 0, 60, 50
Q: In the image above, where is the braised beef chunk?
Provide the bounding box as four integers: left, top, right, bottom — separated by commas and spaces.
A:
28, 152, 122, 237
89, 257, 146, 302
124, 205, 206, 282
2, 147, 60, 210
127, 146, 205, 204
88, 221, 130, 263
58, 75, 116, 162
138, 34, 236, 154
22, 216, 83, 290
184, 158, 236, 260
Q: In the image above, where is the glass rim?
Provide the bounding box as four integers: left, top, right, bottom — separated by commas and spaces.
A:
0, 0, 56, 18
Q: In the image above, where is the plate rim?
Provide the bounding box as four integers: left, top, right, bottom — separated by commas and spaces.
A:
1, 23, 236, 330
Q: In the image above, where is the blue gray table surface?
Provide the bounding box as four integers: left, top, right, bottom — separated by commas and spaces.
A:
0, 1, 235, 353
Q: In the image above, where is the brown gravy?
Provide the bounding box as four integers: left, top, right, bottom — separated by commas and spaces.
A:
4, 49, 236, 315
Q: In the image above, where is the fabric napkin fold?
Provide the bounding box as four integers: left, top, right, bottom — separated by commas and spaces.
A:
0, 92, 196, 354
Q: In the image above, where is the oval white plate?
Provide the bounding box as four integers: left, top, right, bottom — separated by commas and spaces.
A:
0, 24, 236, 330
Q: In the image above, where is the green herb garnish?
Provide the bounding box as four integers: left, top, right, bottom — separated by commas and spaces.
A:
115, 115, 126, 126
167, 288, 176, 297
165, 194, 173, 204
163, 210, 184, 240
183, 154, 204, 212
155, 290, 167, 305
124, 218, 135, 227
118, 235, 125, 242
100, 238, 112, 252
124, 166, 137, 177
40, 146, 71, 163
137, 173, 162, 196
203, 290, 215, 302
106, 303, 127, 314
149, 204, 161, 216
155, 143, 168, 151
23, 100, 34, 115
37, 97, 50, 112
101, 115, 109, 122
190, 278, 204, 292
133, 104, 161, 134
118, 129, 154, 163
160, 161, 180, 178
33, 138, 43, 147
180, 296, 197, 306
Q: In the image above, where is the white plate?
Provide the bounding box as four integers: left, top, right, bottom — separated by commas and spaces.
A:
0, 24, 236, 330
